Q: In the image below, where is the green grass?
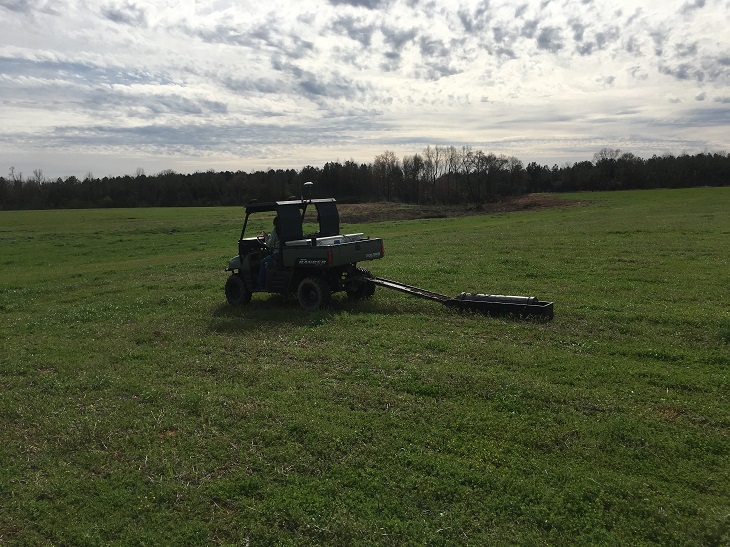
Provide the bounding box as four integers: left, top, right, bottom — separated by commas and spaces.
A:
1, 189, 728, 545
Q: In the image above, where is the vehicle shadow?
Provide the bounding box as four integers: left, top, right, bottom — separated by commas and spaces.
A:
207, 295, 441, 333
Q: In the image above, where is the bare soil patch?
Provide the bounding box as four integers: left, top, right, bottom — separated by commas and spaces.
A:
337, 194, 582, 223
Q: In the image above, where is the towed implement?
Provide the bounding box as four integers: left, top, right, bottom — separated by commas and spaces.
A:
365, 277, 553, 320
225, 186, 553, 320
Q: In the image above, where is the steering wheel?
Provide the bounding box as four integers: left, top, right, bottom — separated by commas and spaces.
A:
257, 234, 269, 249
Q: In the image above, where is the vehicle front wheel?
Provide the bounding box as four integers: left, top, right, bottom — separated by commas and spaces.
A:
225, 274, 252, 305
297, 276, 331, 311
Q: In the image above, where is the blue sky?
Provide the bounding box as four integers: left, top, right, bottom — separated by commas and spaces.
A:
1, 0, 729, 178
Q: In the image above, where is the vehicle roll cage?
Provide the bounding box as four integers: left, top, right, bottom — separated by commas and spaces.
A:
239, 198, 340, 245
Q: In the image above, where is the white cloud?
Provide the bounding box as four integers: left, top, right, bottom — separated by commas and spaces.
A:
0, 0, 729, 178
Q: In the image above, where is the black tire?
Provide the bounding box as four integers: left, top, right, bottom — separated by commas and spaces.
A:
364, 280, 376, 298
297, 276, 331, 311
346, 268, 376, 299
225, 274, 252, 305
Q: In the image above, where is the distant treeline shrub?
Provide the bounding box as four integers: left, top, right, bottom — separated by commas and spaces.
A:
1, 148, 729, 210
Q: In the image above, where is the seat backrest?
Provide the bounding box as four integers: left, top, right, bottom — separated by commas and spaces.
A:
276, 203, 304, 243
316, 201, 340, 237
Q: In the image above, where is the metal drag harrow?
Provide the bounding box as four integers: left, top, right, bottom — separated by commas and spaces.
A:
367, 276, 554, 320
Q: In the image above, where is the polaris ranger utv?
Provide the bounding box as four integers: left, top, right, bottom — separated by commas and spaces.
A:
225, 193, 383, 311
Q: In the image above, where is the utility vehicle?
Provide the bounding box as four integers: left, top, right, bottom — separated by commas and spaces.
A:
225, 193, 383, 311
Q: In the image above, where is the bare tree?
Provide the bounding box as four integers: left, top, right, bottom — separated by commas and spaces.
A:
31, 169, 46, 185
9, 166, 23, 186
472, 152, 506, 201
372, 150, 401, 201
444, 145, 460, 203
593, 148, 621, 185
402, 153, 424, 203
473, 151, 488, 201
423, 145, 444, 204
593, 148, 621, 164
461, 146, 477, 202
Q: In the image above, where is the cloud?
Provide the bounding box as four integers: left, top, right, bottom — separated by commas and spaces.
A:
0, 0, 30, 13
657, 53, 729, 85
221, 75, 283, 95
181, 23, 250, 48
331, 15, 376, 46
598, 75, 616, 86
594, 27, 620, 49
298, 72, 366, 100
624, 37, 642, 56
381, 24, 417, 50
379, 24, 418, 70
521, 19, 539, 39
659, 62, 705, 82
457, 2, 491, 34
117, 94, 228, 119
577, 43, 593, 56
419, 62, 460, 81
101, 1, 147, 27
419, 36, 449, 59
628, 65, 649, 80
0, 55, 174, 87
328, 0, 385, 9
414, 34, 464, 80
570, 21, 586, 42
458, 8, 476, 34
0, 0, 58, 16
178, 19, 315, 63
678, 106, 730, 125
680, 0, 705, 15
269, 57, 372, 104
536, 27, 564, 52
675, 42, 698, 57
492, 25, 513, 45
650, 29, 667, 56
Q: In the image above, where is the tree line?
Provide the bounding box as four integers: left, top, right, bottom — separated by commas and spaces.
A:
1, 147, 729, 210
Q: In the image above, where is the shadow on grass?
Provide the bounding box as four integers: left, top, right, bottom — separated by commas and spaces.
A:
208, 295, 401, 334
207, 292, 535, 334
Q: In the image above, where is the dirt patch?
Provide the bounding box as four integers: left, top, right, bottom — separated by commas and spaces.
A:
336, 194, 583, 223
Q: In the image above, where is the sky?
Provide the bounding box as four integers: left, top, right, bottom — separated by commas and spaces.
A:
1, 0, 729, 179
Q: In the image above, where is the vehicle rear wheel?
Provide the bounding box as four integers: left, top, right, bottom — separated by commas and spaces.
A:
297, 276, 331, 311
225, 274, 252, 305
346, 267, 376, 299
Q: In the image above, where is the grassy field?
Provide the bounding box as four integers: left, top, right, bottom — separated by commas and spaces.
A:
1, 188, 728, 545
